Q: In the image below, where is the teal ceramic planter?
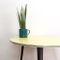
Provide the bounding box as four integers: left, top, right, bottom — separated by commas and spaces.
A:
19, 29, 30, 38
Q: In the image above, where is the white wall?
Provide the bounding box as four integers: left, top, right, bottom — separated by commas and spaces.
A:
0, 0, 60, 60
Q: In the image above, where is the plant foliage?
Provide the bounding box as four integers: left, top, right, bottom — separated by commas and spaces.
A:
17, 4, 27, 29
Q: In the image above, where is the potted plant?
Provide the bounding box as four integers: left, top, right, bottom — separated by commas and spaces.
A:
17, 4, 30, 38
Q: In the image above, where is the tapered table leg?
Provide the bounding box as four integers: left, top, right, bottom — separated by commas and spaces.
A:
37, 48, 43, 60
20, 46, 24, 60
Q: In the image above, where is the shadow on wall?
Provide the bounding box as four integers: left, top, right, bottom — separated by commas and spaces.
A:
43, 47, 57, 60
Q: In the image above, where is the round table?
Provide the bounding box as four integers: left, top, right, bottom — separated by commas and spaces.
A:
10, 35, 60, 60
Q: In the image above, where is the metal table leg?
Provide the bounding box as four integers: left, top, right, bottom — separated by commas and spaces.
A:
37, 48, 43, 60
20, 46, 24, 60
20, 46, 43, 60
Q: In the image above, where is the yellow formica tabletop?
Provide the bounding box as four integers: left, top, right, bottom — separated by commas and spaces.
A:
10, 35, 60, 47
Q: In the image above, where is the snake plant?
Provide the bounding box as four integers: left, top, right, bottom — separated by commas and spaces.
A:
17, 4, 27, 29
